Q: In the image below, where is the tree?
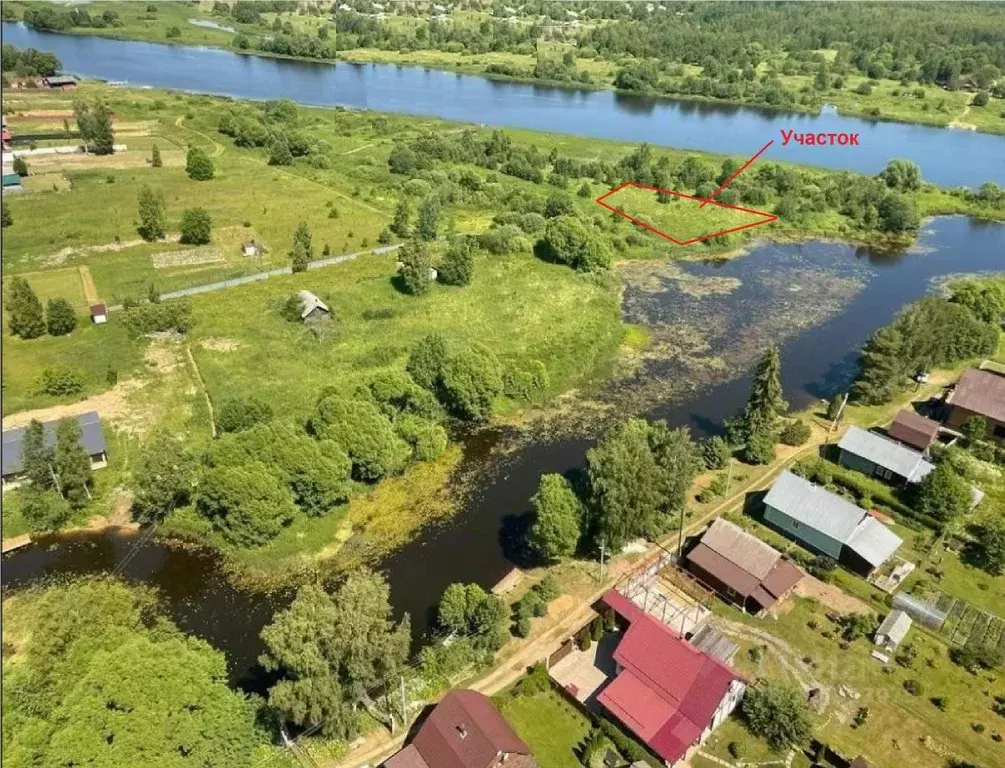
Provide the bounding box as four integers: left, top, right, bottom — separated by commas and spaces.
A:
852, 326, 908, 404
131, 432, 198, 522
700, 435, 731, 469
260, 573, 410, 739
20, 486, 71, 532
1, 200, 11, 228
528, 474, 582, 561
195, 462, 298, 546
310, 396, 410, 481
879, 159, 922, 190
743, 347, 788, 432
290, 220, 312, 272
390, 198, 411, 237
55, 417, 92, 509
74, 99, 114, 155
398, 239, 432, 296
136, 185, 166, 241
12, 155, 28, 176
437, 583, 507, 650
587, 419, 701, 548
741, 681, 813, 751
269, 134, 293, 165
217, 396, 273, 433
780, 420, 811, 446
407, 332, 449, 391
45, 297, 77, 336
535, 215, 611, 272
915, 462, 972, 521
178, 206, 212, 245
438, 237, 474, 286
185, 145, 215, 180
961, 415, 988, 444
6, 277, 45, 339
972, 90, 990, 107
150, 142, 162, 167
439, 344, 504, 420
967, 514, 1005, 575
20, 419, 54, 488
416, 197, 439, 241
878, 192, 920, 232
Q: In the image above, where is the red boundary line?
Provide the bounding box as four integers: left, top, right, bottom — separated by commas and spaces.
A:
595, 181, 777, 246
699, 139, 774, 208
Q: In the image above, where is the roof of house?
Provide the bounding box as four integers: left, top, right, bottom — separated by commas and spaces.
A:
2, 412, 106, 477
949, 368, 1005, 423
45, 75, 78, 86
887, 410, 940, 451
386, 689, 530, 768
764, 472, 902, 567
598, 591, 740, 764
683, 518, 799, 607
90, 303, 107, 315
838, 426, 934, 482
875, 610, 912, 645
297, 290, 330, 319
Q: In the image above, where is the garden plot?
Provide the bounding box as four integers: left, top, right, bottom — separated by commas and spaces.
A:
152, 247, 227, 269
923, 587, 1005, 650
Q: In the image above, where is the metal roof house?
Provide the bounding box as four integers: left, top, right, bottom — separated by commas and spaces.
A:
887, 410, 941, 453
598, 591, 746, 767
763, 471, 903, 577
837, 426, 934, 485
684, 519, 803, 614
383, 689, 535, 768
946, 368, 1005, 442
296, 290, 332, 323
874, 609, 912, 652
2, 412, 107, 487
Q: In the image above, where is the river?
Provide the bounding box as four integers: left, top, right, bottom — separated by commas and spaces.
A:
3, 22, 1005, 188
4, 216, 1003, 692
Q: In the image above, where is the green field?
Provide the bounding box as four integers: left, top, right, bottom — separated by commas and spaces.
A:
602, 184, 775, 245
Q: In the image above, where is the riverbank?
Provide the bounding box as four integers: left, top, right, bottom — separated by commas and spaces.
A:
6, 2, 1003, 138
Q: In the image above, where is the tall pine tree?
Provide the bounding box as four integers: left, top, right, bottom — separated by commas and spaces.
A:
740, 347, 788, 464
290, 221, 312, 272
852, 326, 908, 405
390, 199, 410, 237
6, 277, 46, 339
55, 418, 92, 509
21, 419, 55, 488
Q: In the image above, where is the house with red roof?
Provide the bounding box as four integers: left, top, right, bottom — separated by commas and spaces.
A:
598, 590, 746, 766
383, 689, 536, 768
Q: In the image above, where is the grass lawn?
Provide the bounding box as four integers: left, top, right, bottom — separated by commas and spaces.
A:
601, 183, 776, 245
500, 690, 592, 768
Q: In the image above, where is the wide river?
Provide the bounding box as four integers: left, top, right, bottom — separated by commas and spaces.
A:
2, 26, 1005, 693
3, 22, 1005, 188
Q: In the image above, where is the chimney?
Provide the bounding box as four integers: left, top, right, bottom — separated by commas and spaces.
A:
456, 724, 467, 739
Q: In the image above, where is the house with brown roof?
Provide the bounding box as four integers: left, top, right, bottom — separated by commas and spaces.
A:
887, 409, 940, 453
684, 519, 803, 614
946, 368, 1005, 442
383, 689, 535, 768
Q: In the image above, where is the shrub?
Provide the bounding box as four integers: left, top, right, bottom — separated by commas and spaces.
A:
120, 299, 192, 336
216, 396, 273, 434
178, 207, 212, 245
903, 679, 923, 696
38, 365, 84, 395
394, 414, 448, 462
438, 237, 474, 286
310, 395, 410, 481
931, 696, 950, 711
577, 628, 592, 651
741, 681, 813, 750
780, 420, 811, 446
513, 663, 550, 697
185, 146, 215, 180
728, 741, 746, 759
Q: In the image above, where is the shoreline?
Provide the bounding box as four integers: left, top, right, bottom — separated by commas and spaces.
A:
7, 20, 1004, 138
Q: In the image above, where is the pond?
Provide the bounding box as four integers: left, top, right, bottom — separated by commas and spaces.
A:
3, 22, 1005, 188
4, 216, 1002, 693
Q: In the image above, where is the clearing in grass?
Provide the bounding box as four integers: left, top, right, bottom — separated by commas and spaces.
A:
597, 182, 777, 245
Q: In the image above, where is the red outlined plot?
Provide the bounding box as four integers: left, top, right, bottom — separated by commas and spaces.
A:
596, 182, 778, 246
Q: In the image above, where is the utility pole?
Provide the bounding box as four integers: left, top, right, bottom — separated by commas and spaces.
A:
598, 539, 606, 582
399, 675, 407, 731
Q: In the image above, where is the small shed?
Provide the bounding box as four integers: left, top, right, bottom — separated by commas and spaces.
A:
90, 303, 108, 325
43, 75, 78, 89
297, 290, 331, 324
887, 410, 940, 453
241, 241, 260, 257
874, 609, 912, 651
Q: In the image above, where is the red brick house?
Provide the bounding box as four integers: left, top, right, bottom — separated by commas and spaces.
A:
599, 591, 746, 766
383, 689, 536, 768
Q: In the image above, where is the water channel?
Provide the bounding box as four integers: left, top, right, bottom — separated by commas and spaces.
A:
2, 27, 1004, 693
3, 21, 1005, 188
